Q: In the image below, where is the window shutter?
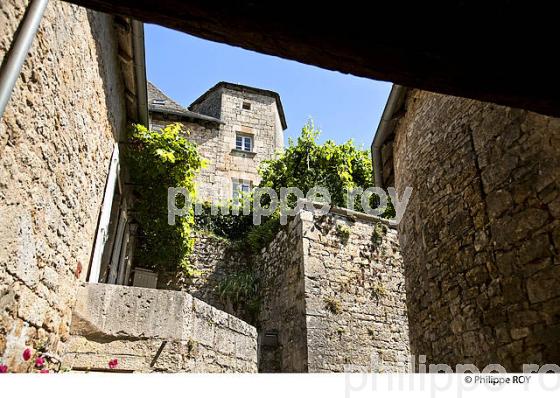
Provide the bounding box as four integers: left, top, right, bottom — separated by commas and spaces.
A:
107, 206, 128, 284
232, 180, 239, 199
88, 143, 120, 283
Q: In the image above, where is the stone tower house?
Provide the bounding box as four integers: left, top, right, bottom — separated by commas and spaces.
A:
148, 82, 287, 201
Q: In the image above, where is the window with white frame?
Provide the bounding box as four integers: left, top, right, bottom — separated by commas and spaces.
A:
232, 179, 252, 199
235, 133, 253, 152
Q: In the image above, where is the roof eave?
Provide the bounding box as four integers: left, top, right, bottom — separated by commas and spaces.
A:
149, 107, 225, 125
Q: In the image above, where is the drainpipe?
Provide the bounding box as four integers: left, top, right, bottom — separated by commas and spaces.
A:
371, 84, 408, 187
131, 20, 148, 126
0, 0, 49, 120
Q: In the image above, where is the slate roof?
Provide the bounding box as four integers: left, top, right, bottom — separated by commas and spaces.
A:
147, 82, 223, 124
189, 81, 287, 130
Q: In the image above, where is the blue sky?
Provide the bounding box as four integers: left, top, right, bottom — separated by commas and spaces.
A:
145, 24, 392, 149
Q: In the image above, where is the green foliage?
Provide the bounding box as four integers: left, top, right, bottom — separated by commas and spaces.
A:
246, 211, 281, 253
259, 121, 397, 219
371, 222, 388, 247
217, 269, 260, 322
259, 121, 374, 210
335, 224, 351, 244
194, 201, 254, 241
194, 202, 281, 254
127, 123, 204, 274
194, 122, 393, 254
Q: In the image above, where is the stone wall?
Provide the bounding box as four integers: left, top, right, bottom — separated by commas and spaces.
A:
190, 86, 284, 200
256, 207, 410, 372
301, 209, 410, 372
158, 232, 249, 318
256, 214, 308, 372
62, 284, 258, 372
0, 0, 125, 371
165, 207, 411, 373
393, 89, 560, 371
149, 116, 226, 200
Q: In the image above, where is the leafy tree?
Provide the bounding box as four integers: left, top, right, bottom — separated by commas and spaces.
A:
127, 123, 204, 274
258, 121, 374, 210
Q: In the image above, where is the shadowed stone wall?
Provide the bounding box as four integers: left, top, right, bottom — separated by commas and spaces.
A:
256, 213, 308, 372
158, 232, 248, 318
0, 0, 125, 371
393, 89, 560, 371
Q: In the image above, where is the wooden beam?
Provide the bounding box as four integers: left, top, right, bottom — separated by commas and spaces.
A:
67, 0, 560, 117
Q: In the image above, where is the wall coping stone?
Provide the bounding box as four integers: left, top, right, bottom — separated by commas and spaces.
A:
70, 283, 257, 342
297, 200, 397, 229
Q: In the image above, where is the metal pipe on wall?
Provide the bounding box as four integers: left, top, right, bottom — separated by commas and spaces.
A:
0, 0, 49, 120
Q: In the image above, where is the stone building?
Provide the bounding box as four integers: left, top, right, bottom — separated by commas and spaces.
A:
374, 85, 560, 371
148, 81, 286, 201
4, 0, 559, 376
0, 0, 148, 371
0, 0, 257, 373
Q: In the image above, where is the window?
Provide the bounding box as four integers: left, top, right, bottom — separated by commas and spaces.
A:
242, 101, 251, 110
232, 179, 252, 199
152, 99, 165, 105
235, 134, 253, 152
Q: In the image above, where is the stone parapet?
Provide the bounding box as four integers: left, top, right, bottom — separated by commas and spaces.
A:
62, 284, 257, 372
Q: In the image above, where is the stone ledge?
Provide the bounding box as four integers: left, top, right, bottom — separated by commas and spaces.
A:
230, 148, 257, 158
71, 283, 256, 341
297, 200, 397, 229
63, 283, 258, 372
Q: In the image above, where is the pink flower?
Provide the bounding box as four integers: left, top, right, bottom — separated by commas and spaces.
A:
22, 348, 32, 361
39, 369, 49, 374
108, 358, 118, 369
0, 364, 8, 373
35, 357, 45, 368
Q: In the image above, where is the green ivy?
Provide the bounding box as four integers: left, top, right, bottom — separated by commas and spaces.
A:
335, 224, 351, 244
258, 121, 374, 210
127, 123, 204, 274
194, 201, 254, 241
245, 211, 281, 253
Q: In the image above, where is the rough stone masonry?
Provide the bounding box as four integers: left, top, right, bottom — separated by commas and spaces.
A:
393, 89, 560, 371
168, 207, 411, 373
62, 284, 258, 372
0, 0, 124, 371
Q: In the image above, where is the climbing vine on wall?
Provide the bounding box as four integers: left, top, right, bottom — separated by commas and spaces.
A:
127, 123, 204, 274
